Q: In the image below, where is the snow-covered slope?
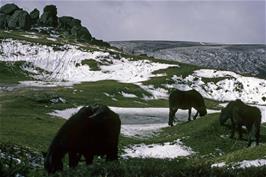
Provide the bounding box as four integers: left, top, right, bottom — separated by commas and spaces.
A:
141, 69, 266, 105
0, 39, 175, 84
110, 41, 266, 78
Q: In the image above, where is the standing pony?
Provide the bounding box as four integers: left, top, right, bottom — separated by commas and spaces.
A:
219, 99, 261, 147
168, 89, 207, 126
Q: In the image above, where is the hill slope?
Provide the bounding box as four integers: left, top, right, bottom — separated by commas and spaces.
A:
110, 41, 266, 78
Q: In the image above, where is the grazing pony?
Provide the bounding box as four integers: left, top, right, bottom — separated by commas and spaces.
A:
219, 99, 261, 147
168, 89, 207, 126
44, 104, 121, 174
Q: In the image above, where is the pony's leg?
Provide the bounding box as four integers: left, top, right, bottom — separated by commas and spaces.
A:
193, 111, 199, 120
188, 108, 191, 121
237, 124, 243, 140
255, 124, 260, 146
168, 107, 178, 126
68, 152, 81, 168
106, 146, 118, 161
230, 122, 235, 139
83, 151, 93, 165
247, 131, 252, 147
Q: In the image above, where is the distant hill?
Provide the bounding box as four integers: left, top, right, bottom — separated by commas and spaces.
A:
110, 41, 266, 78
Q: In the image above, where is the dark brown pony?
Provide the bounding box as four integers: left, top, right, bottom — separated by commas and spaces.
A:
219, 99, 261, 147
44, 104, 121, 174
168, 89, 207, 126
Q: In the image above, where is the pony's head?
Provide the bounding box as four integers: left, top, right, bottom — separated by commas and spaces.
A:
219, 108, 230, 125
195, 104, 207, 116
44, 151, 63, 174
198, 106, 207, 117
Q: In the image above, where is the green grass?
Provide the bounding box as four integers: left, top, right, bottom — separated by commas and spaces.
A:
141, 63, 198, 88
1, 83, 266, 176
0, 61, 33, 83
81, 59, 101, 71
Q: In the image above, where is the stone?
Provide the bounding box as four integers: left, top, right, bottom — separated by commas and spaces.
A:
30, 8, 39, 25
39, 5, 58, 27
0, 3, 19, 15
58, 16, 81, 30
7, 10, 31, 30
71, 26, 92, 42
0, 13, 8, 29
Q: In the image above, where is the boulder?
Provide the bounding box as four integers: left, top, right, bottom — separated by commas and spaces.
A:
0, 13, 8, 29
7, 10, 31, 30
58, 16, 81, 30
30, 8, 39, 25
0, 3, 19, 15
71, 26, 92, 42
39, 5, 58, 27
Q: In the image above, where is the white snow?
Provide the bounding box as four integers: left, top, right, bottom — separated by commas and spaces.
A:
46, 37, 57, 41
236, 159, 266, 168
211, 159, 266, 169
257, 105, 266, 123
122, 139, 194, 159
139, 84, 169, 100
121, 123, 168, 138
168, 69, 266, 105
120, 91, 137, 98
21, 34, 39, 39
211, 162, 226, 168
48, 106, 219, 138
0, 39, 175, 84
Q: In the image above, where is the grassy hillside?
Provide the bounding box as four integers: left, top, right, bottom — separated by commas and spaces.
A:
1, 31, 266, 177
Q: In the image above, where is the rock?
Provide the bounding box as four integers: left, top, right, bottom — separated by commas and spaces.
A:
58, 16, 81, 30
30, 8, 39, 25
0, 3, 19, 15
71, 26, 92, 42
0, 13, 8, 29
7, 10, 31, 30
39, 5, 58, 27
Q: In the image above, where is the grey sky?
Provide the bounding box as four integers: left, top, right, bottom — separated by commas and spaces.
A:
1, 0, 265, 44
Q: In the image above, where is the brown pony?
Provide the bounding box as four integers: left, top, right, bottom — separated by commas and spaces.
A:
168, 89, 207, 126
219, 99, 261, 147
44, 104, 121, 174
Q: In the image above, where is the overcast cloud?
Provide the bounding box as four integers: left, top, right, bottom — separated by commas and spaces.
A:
1, 0, 265, 44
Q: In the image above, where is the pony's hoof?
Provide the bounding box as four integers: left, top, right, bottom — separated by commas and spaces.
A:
168, 123, 174, 127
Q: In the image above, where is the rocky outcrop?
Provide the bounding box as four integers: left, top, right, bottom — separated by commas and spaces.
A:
58, 16, 92, 41
0, 3, 109, 46
0, 3, 19, 15
30, 8, 39, 25
7, 9, 31, 30
0, 13, 7, 29
39, 5, 58, 27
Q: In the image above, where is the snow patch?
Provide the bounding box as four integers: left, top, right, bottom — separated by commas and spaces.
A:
212, 159, 266, 169
21, 34, 39, 39
121, 123, 168, 138
236, 159, 266, 168
211, 162, 226, 168
120, 91, 137, 98
48, 106, 219, 138
122, 139, 194, 159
